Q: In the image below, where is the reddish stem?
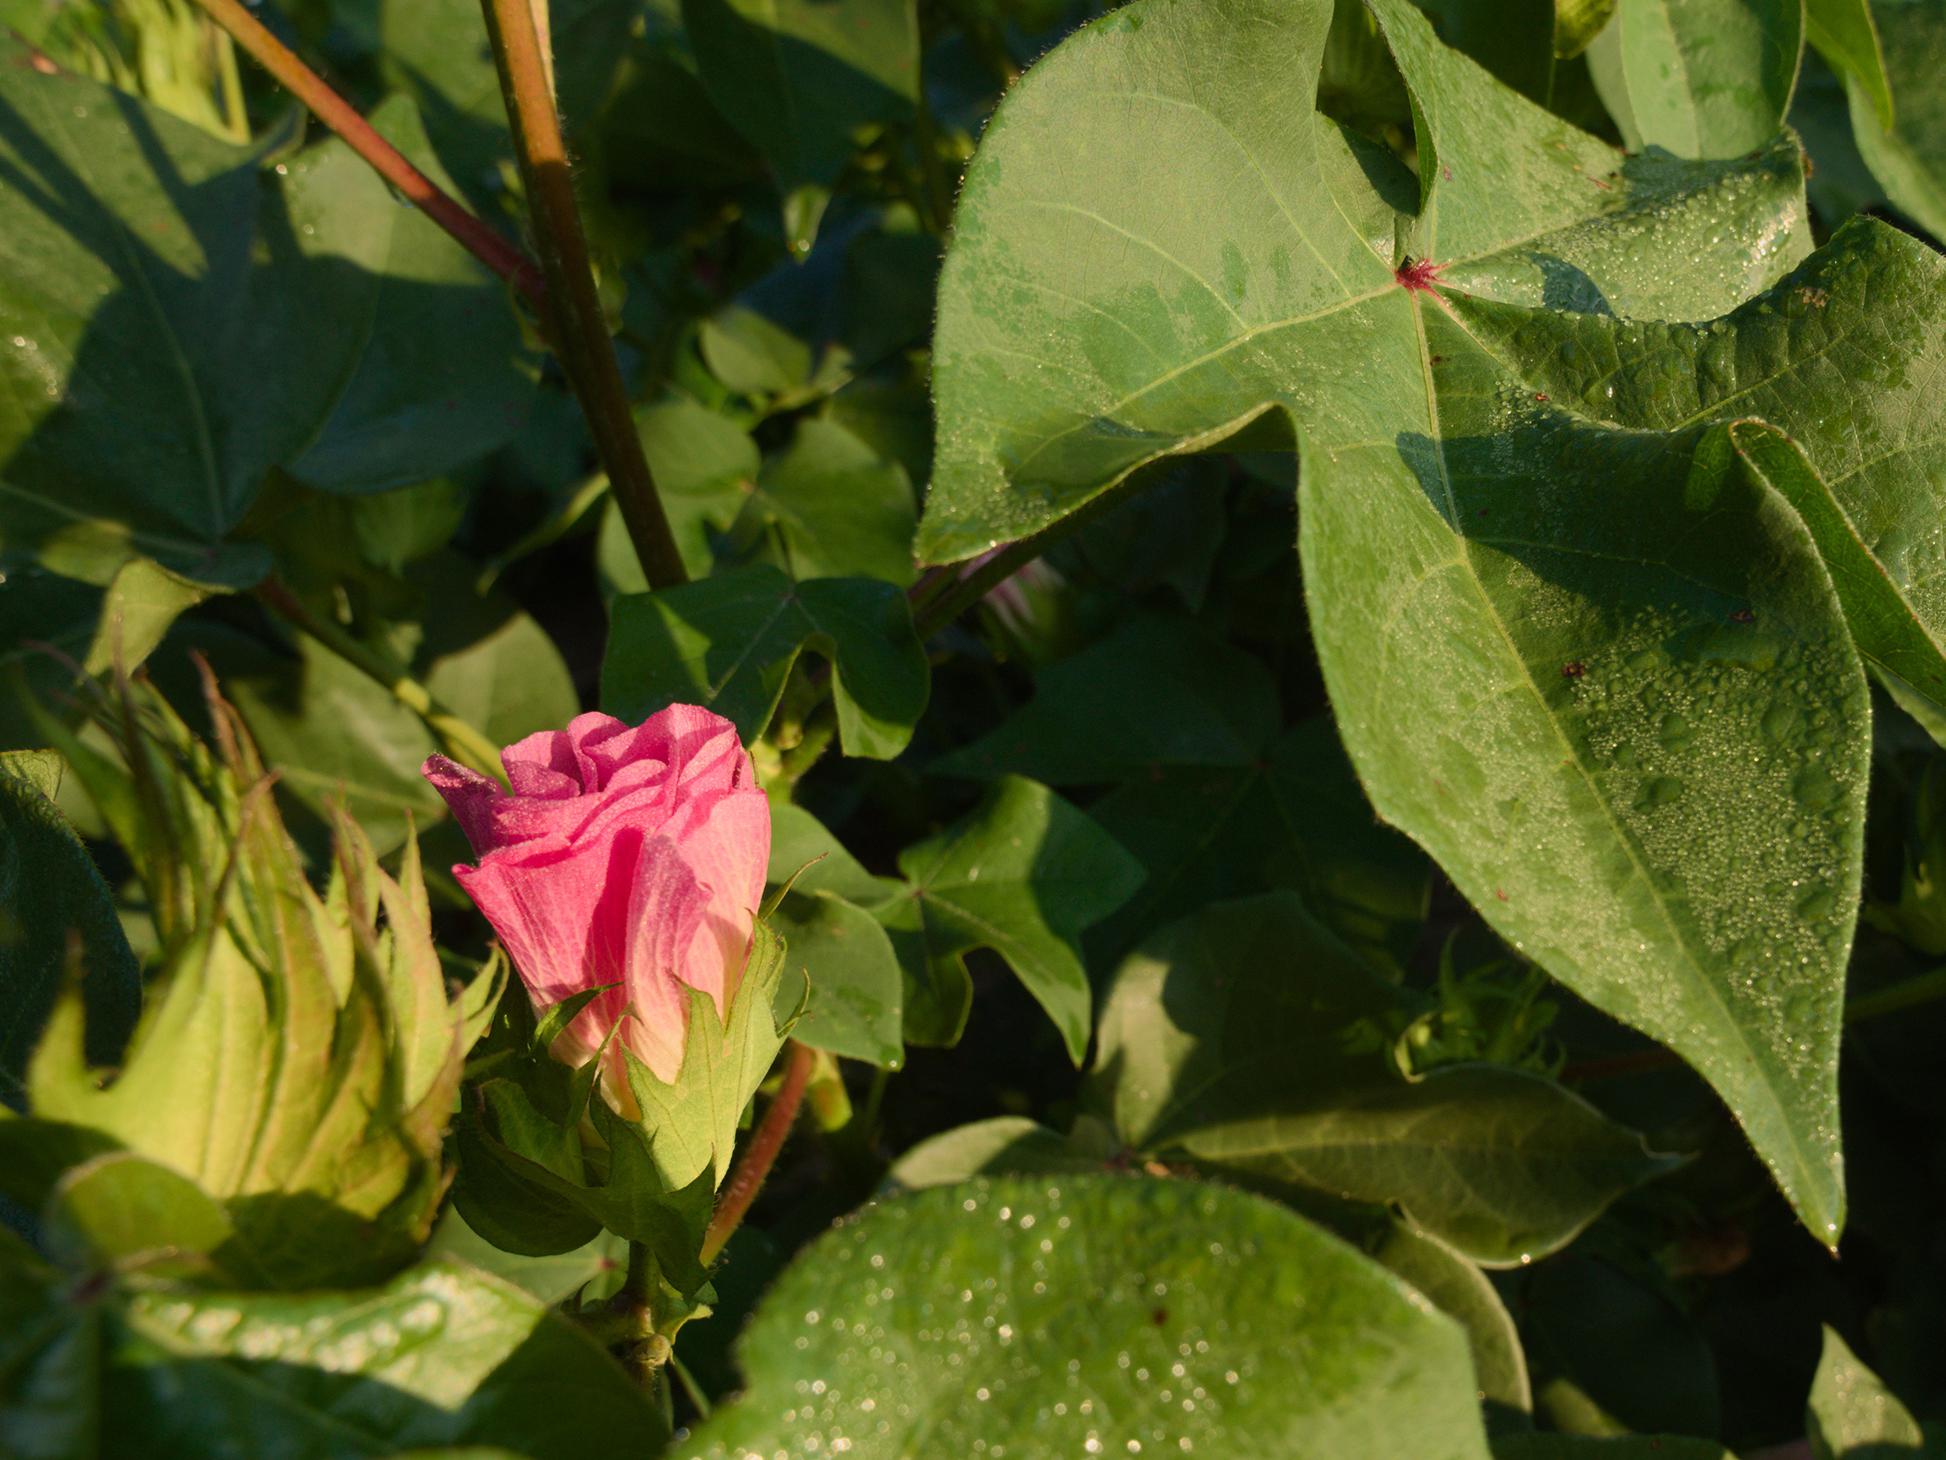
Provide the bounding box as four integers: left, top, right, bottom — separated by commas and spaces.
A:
187, 0, 546, 308
701, 1042, 813, 1265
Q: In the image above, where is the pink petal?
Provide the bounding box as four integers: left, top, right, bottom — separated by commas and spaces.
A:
616, 839, 714, 1083
422, 755, 504, 855
663, 785, 771, 1012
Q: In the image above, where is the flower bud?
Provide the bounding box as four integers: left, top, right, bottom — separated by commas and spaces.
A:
424, 707, 772, 1100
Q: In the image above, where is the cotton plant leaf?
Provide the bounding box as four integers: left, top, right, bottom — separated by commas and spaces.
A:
1585, 0, 1804, 158
1843, 0, 1946, 241
0, 47, 533, 587
1086, 715, 1432, 973
1093, 894, 1677, 1265
98, 1258, 663, 1459
878, 776, 1145, 1061
917, 0, 1888, 1239
730, 418, 920, 587
0, 758, 140, 1105
603, 565, 930, 759
1806, 0, 1893, 129
931, 613, 1280, 783
920, 0, 1808, 560
677, 1175, 1493, 1460
1805, 1326, 1936, 1460
1369, 1222, 1531, 1417
1726, 419, 1946, 739
680, 0, 920, 250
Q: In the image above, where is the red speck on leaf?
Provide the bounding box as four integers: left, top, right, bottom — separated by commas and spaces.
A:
1731, 608, 1756, 624
1395, 257, 1447, 293
1494, 888, 1509, 901
1534, 392, 1549, 402
1561, 661, 1585, 679
1441, 165, 1453, 181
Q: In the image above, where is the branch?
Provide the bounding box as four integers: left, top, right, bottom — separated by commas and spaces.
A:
478, 0, 689, 592
701, 1041, 814, 1265
187, 0, 545, 308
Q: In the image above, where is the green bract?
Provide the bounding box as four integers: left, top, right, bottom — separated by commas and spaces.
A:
2, 677, 502, 1289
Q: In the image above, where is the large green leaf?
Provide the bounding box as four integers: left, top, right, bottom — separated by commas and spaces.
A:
920, 0, 1809, 561
919, 0, 1882, 1239
98, 1257, 663, 1459
678, 1174, 1494, 1459
0, 50, 532, 585
1094, 894, 1678, 1265
1845, 0, 1946, 241
603, 565, 929, 759
1586, 0, 1804, 158
878, 776, 1144, 1059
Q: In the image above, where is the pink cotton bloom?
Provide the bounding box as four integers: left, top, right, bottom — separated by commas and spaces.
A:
423, 707, 770, 1092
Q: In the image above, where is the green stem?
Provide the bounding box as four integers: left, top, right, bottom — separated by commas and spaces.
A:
913, 537, 1040, 639
254, 580, 506, 783
186, 0, 545, 306
701, 1041, 814, 1265
478, 0, 688, 593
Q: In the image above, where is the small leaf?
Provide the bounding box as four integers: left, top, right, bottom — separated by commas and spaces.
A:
932, 614, 1279, 783
765, 890, 903, 1066
0, 764, 140, 1106
884, 1116, 1111, 1190
1087, 716, 1430, 972
681, 0, 919, 249
1371, 1222, 1531, 1418
602, 565, 929, 758
732, 419, 919, 587
83, 557, 217, 676
599, 399, 762, 592
677, 1175, 1493, 1459
1807, 1326, 1934, 1460
880, 777, 1144, 1061
1095, 894, 1677, 1265
40, 1152, 237, 1281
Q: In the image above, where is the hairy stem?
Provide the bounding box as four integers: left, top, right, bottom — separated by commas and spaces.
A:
701, 1041, 814, 1265
478, 0, 688, 592
253, 580, 506, 783
186, 0, 545, 306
